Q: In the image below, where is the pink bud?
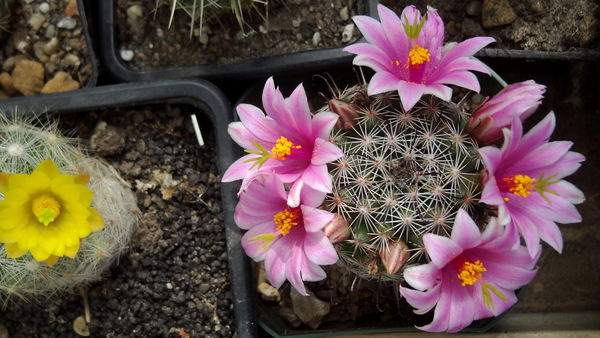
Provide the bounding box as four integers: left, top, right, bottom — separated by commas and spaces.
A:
328, 98, 360, 130
379, 240, 410, 275
322, 214, 350, 244
466, 80, 546, 145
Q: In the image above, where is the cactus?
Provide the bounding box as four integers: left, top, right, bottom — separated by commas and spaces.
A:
321, 83, 485, 282
154, 0, 268, 39
0, 113, 138, 306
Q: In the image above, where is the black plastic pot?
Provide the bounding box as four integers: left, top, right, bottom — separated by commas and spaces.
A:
0, 79, 255, 338
97, 0, 378, 83
77, 0, 99, 87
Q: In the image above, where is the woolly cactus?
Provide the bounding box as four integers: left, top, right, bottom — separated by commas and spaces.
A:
322, 84, 483, 281
0, 113, 138, 305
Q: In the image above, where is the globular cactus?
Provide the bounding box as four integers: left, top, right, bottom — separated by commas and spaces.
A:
0, 113, 138, 306
322, 84, 484, 281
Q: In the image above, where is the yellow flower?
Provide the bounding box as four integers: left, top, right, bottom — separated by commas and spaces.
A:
0, 158, 105, 266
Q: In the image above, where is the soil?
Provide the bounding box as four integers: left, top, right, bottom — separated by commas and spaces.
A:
0, 104, 235, 337
384, 0, 600, 52
0, 0, 95, 98
116, 0, 367, 70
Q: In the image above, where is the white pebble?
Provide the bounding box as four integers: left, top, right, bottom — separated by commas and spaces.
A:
200, 29, 209, 45
127, 5, 144, 20
57, 17, 77, 30
312, 32, 321, 45
341, 23, 355, 43
340, 7, 349, 21
45, 24, 56, 38
292, 19, 301, 28
259, 25, 268, 34
120, 50, 134, 61
39, 2, 50, 13
156, 28, 164, 38
29, 13, 46, 31
166, 282, 173, 289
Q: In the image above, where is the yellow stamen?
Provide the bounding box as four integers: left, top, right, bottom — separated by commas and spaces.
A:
270, 136, 301, 160
457, 260, 486, 286
249, 233, 277, 253
408, 45, 430, 67
273, 207, 301, 236
503, 175, 536, 197
32, 194, 61, 226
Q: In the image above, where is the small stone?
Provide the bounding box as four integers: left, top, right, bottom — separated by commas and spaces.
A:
67, 38, 84, 51
33, 41, 49, 63
292, 19, 301, 28
39, 2, 50, 13
340, 7, 349, 21
90, 122, 127, 156
57, 16, 78, 30
65, 0, 79, 16
45, 24, 56, 38
312, 31, 321, 45
73, 315, 90, 336
258, 282, 281, 302
259, 25, 267, 34
0, 323, 8, 338
120, 50, 134, 61
29, 13, 46, 31
341, 23, 355, 43
0, 72, 18, 96
127, 5, 144, 20
43, 37, 60, 55
156, 28, 164, 38
12, 60, 45, 96
461, 17, 486, 39
527, 0, 543, 13
290, 288, 331, 329
3, 58, 15, 73
166, 283, 173, 289
41, 71, 80, 94
280, 307, 302, 328
64, 53, 81, 67
481, 0, 517, 28
200, 28, 209, 45
466, 1, 482, 16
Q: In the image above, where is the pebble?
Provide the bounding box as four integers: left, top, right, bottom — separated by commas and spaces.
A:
166, 283, 173, 289
290, 288, 331, 329
73, 315, 90, 336
12, 60, 45, 96
156, 28, 164, 38
64, 53, 81, 67
527, 0, 544, 13
57, 16, 77, 29
43, 37, 60, 55
481, 0, 517, 28
29, 13, 46, 31
341, 23, 355, 43
45, 24, 56, 38
127, 5, 144, 20
0, 73, 18, 96
258, 282, 281, 302
292, 19, 301, 28
0, 323, 7, 338
120, 50, 135, 61
466, 1, 482, 16
340, 6, 349, 21
312, 31, 321, 45
39, 2, 50, 13
33, 41, 49, 63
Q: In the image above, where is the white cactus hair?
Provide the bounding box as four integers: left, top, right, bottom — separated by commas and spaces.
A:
0, 111, 138, 306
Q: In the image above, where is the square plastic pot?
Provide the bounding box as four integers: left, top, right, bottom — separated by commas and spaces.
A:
0, 79, 256, 338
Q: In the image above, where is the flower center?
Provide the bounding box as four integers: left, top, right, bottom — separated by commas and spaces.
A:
501, 174, 536, 199
273, 207, 301, 236
271, 136, 301, 160
408, 45, 430, 67
32, 194, 61, 226
457, 260, 486, 286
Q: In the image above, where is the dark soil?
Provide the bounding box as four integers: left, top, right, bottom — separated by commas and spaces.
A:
384, 0, 600, 52
0, 104, 234, 338
116, 0, 367, 70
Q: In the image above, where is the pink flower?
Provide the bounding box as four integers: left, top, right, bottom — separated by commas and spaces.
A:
343, 4, 495, 111
222, 77, 344, 207
235, 174, 338, 295
400, 210, 539, 333
479, 113, 585, 258
467, 80, 546, 145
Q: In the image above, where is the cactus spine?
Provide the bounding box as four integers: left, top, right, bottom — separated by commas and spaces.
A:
323, 84, 483, 281
0, 113, 138, 305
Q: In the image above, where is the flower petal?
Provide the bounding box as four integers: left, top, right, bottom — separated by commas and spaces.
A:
423, 234, 463, 269
303, 231, 338, 265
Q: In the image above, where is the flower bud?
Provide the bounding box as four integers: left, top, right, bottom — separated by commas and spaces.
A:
379, 240, 409, 275
328, 98, 360, 130
322, 213, 350, 244
466, 80, 546, 145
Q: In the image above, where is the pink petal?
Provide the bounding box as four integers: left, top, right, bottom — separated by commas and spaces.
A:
241, 222, 277, 260
423, 84, 453, 102
312, 111, 340, 140
298, 184, 326, 208
451, 210, 483, 249
403, 263, 440, 291
400, 283, 441, 315
443, 268, 475, 333
509, 210, 543, 258
300, 260, 327, 282
234, 208, 273, 229
265, 235, 293, 288
303, 231, 338, 265
236, 103, 280, 142
301, 164, 333, 193
378, 4, 408, 61
344, 43, 392, 73
221, 154, 256, 182
286, 244, 309, 295
227, 122, 255, 150
301, 206, 334, 233
397, 81, 426, 111
437, 37, 495, 70
417, 277, 452, 332
350, 15, 395, 57
551, 180, 585, 204
432, 70, 481, 93
368, 71, 400, 95
285, 83, 313, 136
287, 179, 304, 208
423, 234, 463, 269
311, 138, 344, 165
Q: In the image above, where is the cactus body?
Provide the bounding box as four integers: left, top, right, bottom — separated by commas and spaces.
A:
0, 114, 138, 305
323, 85, 484, 281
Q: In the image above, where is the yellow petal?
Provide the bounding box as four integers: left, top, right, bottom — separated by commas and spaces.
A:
78, 186, 94, 206
29, 169, 51, 191
64, 202, 91, 218
3, 188, 30, 207
0, 172, 11, 193
30, 245, 51, 262
0, 206, 28, 230
39, 228, 58, 254
88, 207, 106, 232
75, 220, 91, 238
73, 173, 90, 186
17, 225, 41, 251
8, 174, 30, 190
56, 183, 80, 203
51, 230, 66, 257
58, 221, 80, 247
4, 242, 28, 258
36, 158, 61, 180
64, 241, 80, 258
0, 224, 26, 243
45, 255, 59, 266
